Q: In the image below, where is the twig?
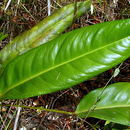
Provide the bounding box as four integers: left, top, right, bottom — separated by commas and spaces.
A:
4, 0, 12, 11
78, 117, 97, 130
20, 2, 37, 22
51, 90, 70, 109
85, 62, 124, 118
17, 0, 20, 5
0, 114, 5, 129
47, 0, 51, 16
53, 0, 62, 7
1, 103, 14, 130
13, 107, 22, 130
5, 110, 17, 130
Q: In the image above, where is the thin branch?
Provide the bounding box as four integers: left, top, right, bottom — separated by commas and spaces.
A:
4, 0, 12, 11
47, 0, 51, 16
53, 0, 62, 7
20, 2, 37, 22
1, 103, 14, 129
85, 62, 124, 118
17, 0, 20, 5
13, 107, 22, 130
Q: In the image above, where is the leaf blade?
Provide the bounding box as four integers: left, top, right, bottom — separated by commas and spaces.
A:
0, 1, 91, 71
76, 82, 130, 126
0, 19, 130, 99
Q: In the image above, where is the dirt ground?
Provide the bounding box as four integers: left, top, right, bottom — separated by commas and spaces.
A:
0, 0, 130, 129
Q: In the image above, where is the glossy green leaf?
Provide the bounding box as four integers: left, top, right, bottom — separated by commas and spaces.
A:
0, 19, 130, 99
0, 1, 91, 72
76, 82, 130, 126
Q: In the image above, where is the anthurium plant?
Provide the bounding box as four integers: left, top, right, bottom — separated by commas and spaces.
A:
0, 1, 130, 126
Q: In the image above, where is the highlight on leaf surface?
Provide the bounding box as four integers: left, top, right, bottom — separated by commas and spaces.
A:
0, 19, 130, 99
76, 82, 130, 126
0, 0, 91, 72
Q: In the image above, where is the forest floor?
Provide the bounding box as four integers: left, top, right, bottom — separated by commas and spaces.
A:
0, 0, 130, 129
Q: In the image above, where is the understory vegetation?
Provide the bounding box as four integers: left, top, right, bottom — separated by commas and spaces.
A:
0, 0, 130, 129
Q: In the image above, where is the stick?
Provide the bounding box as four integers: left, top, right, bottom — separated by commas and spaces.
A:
47, 0, 51, 16
13, 107, 22, 130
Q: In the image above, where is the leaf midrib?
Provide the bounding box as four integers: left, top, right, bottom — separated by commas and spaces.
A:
1, 35, 130, 97
76, 104, 130, 114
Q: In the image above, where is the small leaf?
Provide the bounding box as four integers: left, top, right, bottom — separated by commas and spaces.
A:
105, 121, 111, 125
76, 82, 130, 126
0, 32, 8, 41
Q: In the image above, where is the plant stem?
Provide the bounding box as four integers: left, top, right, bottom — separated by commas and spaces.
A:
0, 104, 75, 115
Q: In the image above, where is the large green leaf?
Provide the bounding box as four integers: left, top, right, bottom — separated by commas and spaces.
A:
0, 1, 91, 72
0, 19, 130, 99
76, 82, 130, 126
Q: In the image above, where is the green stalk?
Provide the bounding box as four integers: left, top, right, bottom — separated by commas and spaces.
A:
0, 0, 91, 73
0, 104, 75, 115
